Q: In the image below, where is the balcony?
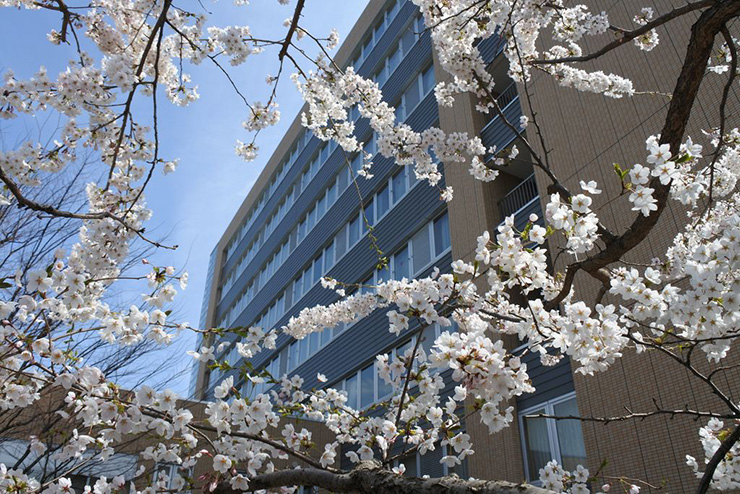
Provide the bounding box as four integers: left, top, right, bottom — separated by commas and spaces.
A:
498, 173, 542, 232
480, 83, 523, 152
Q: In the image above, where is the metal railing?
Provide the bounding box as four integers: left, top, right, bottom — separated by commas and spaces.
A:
498, 173, 538, 220
480, 83, 519, 136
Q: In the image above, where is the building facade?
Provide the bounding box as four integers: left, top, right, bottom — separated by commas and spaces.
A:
192, 0, 739, 491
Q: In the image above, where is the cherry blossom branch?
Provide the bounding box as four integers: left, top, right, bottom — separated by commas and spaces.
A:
212, 461, 555, 494
526, 407, 735, 424
697, 425, 740, 494
279, 0, 306, 62
530, 1, 714, 65
0, 165, 176, 250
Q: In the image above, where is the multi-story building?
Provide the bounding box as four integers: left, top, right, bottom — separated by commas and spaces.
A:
192, 0, 738, 491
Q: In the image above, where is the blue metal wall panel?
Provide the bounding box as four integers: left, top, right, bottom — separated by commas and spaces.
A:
248, 170, 448, 374
478, 35, 505, 65
356, 0, 418, 79
217, 91, 440, 325
217, 43, 435, 317
517, 351, 575, 410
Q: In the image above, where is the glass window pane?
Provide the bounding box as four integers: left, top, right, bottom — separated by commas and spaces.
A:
400, 454, 417, 477
363, 136, 375, 158
285, 285, 293, 308
327, 182, 337, 205
395, 104, 404, 124
422, 65, 435, 94
317, 196, 326, 218
433, 213, 451, 256
336, 227, 347, 258
363, 36, 373, 57
289, 341, 299, 369
376, 264, 390, 284
377, 184, 390, 218
308, 206, 317, 230
376, 68, 388, 88
320, 327, 331, 346
522, 410, 551, 481
388, 1, 399, 21
361, 365, 375, 408
405, 79, 421, 112
309, 331, 320, 355
412, 226, 432, 274
338, 167, 349, 190
299, 337, 308, 364
392, 171, 407, 203
304, 267, 312, 292
349, 215, 361, 246
365, 198, 375, 227
313, 256, 323, 283
346, 374, 358, 409
352, 153, 363, 174
401, 28, 416, 55
389, 46, 401, 73
393, 245, 410, 280
553, 398, 587, 471
375, 20, 385, 39
325, 243, 335, 270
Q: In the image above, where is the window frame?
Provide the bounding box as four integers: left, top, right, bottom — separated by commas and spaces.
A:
517, 391, 585, 483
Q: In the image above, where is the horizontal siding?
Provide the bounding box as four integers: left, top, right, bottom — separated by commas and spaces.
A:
287, 250, 452, 388
217, 41, 435, 318
510, 198, 543, 231
478, 35, 506, 65
517, 351, 575, 410
480, 96, 523, 152
218, 92, 440, 326
356, 0, 419, 79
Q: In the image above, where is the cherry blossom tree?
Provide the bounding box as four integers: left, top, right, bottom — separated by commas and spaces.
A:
0, 0, 738, 493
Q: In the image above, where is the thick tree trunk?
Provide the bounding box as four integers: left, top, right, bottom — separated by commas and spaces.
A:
214, 462, 554, 494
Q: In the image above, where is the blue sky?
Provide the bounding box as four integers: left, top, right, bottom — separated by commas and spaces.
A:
0, 0, 369, 394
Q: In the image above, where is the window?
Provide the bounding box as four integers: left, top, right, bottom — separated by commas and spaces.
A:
405, 78, 421, 112
365, 198, 375, 227
327, 181, 337, 204
324, 243, 335, 271
401, 25, 417, 55
412, 226, 432, 273
393, 246, 410, 280
519, 394, 587, 482
392, 170, 407, 203
433, 212, 451, 256
153, 463, 193, 494
377, 184, 390, 218
349, 215, 361, 246
360, 365, 375, 408
422, 65, 435, 94
346, 373, 358, 409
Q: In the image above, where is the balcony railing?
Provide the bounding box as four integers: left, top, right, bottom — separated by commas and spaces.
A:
499, 173, 538, 221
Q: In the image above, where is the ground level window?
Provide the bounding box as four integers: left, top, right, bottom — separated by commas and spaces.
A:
519, 393, 587, 482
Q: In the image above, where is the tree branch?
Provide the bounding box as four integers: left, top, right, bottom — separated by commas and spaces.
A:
212, 462, 555, 494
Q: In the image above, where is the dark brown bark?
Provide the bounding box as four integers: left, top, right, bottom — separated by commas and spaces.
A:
545, 0, 740, 310
213, 461, 555, 494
